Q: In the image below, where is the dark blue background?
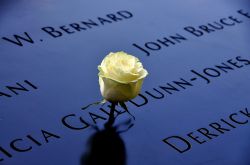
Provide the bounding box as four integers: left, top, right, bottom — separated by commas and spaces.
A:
0, 0, 250, 164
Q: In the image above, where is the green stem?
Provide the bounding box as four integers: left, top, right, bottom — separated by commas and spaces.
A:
105, 102, 116, 128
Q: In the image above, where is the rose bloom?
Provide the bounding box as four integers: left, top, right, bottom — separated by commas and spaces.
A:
98, 51, 148, 102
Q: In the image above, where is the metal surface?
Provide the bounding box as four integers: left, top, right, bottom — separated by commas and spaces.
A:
0, 0, 250, 164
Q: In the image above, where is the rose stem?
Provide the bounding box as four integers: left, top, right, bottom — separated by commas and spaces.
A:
105, 102, 116, 128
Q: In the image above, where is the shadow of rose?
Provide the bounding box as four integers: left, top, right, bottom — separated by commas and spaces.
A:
80, 103, 134, 165
80, 125, 126, 165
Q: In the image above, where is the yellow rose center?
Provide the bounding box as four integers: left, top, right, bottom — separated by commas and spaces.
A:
98, 51, 148, 83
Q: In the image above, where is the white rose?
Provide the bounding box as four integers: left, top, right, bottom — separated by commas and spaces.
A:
98, 51, 148, 102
